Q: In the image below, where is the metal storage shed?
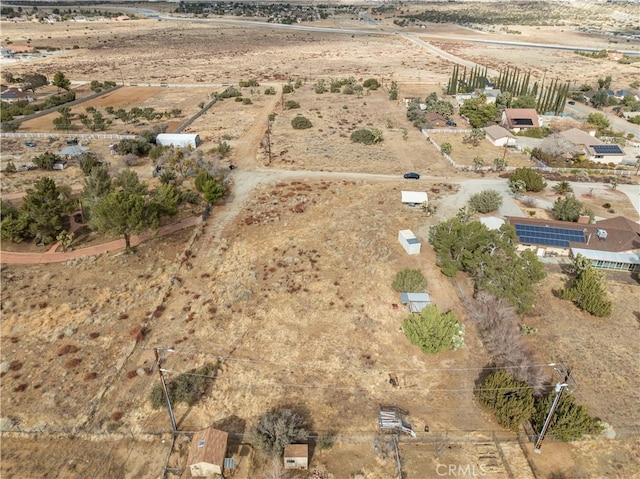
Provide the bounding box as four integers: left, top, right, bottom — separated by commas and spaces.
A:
401, 191, 428, 206
400, 292, 431, 313
156, 133, 201, 149
398, 229, 421, 255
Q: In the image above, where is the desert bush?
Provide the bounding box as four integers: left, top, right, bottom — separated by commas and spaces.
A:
4, 161, 16, 173
318, 431, 336, 450
291, 116, 312, 130
264, 87, 276, 95
149, 363, 218, 408
350, 128, 383, 145
468, 189, 503, 213
282, 84, 294, 94
475, 370, 535, 431
403, 304, 464, 354
532, 394, 603, 441
509, 168, 547, 192
253, 408, 309, 456
284, 100, 300, 110
363, 78, 381, 90
392, 268, 427, 292
440, 142, 452, 154
179, 189, 200, 205
33, 152, 60, 170
242, 98, 252, 105
218, 87, 241, 98
239, 79, 259, 87
551, 196, 583, 222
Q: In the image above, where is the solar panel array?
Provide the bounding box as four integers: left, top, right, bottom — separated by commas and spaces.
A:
515, 223, 586, 247
591, 144, 623, 155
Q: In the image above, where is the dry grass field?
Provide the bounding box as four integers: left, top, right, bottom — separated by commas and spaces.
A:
2, 3, 640, 478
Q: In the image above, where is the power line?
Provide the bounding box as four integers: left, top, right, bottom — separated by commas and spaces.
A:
160, 368, 557, 394
158, 347, 558, 374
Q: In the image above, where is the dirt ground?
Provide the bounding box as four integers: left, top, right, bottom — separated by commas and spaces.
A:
2, 4, 640, 479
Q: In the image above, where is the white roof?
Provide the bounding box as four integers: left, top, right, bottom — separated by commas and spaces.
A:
401, 191, 428, 204
156, 133, 199, 140
571, 248, 640, 265
480, 216, 505, 230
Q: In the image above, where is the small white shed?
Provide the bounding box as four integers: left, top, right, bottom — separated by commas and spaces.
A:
284, 444, 308, 470
156, 133, 200, 149
398, 230, 421, 255
484, 125, 516, 147
401, 191, 428, 206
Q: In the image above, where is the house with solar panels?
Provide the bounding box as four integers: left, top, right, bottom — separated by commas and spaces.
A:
500, 108, 540, 132
559, 128, 626, 164
507, 216, 640, 272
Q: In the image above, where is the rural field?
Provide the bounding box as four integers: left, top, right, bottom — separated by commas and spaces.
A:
1, 2, 640, 478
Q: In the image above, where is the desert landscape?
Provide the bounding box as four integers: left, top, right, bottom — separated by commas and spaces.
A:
1, 2, 640, 479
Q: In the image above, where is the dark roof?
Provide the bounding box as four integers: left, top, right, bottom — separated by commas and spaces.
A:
187, 428, 228, 467
590, 144, 624, 155
506, 216, 640, 253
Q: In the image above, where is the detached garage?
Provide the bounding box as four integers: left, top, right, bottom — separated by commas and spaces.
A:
156, 133, 201, 149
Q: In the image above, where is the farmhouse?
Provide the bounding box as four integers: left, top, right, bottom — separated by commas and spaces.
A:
187, 428, 228, 478
156, 133, 201, 149
0, 87, 35, 103
483, 124, 516, 147
500, 108, 539, 132
559, 128, 626, 164
283, 444, 308, 470
401, 191, 428, 206
507, 216, 640, 272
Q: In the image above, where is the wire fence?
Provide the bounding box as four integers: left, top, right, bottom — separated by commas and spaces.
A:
0, 132, 136, 140
421, 129, 637, 176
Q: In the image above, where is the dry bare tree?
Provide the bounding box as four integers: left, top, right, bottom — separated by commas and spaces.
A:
467, 292, 547, 394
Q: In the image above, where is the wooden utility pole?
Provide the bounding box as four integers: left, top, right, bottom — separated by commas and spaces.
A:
155, 347, 177, 436
534, 364, 574, 453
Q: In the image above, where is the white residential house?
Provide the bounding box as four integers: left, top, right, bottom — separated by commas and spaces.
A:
559, 128, 626, 165
483, 125, 516, 147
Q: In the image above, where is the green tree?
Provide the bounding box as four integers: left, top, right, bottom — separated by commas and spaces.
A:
532, 394, 603, 442
52, 107, 72, 131
474, 249, 546, 314
493, 157, 508, 171
551, 196, 583, 222
52, 71, 71, 91
21, 177, 71, 244
392, 268, 427, 292
201, 178, 226, 206
468, 189, 503, 213
89, 189, 155, 252
82, 165, 112, 205
253, 409, 309, 457
403, 304, 464, 354
509, 168, 547, 192
459, 96, 498, 128
589, 90, 609, 109
561, 255, 612, 317
475, 370, 535, 431
194, 169, 214, 193
33, 152, 60, 170
363, 78, 380, 90
151, 184, 180, 217
440, 142, 452, 155
552, 181, 573, 196
511, 94, 537, 109
114, 169, 147, 196
78, 152, 102, 175
350, 129, 382, 145
586, 112, 610, 134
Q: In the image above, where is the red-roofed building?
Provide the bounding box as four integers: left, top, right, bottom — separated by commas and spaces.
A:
187, 428, 228, 477
501, 108, 540, 132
